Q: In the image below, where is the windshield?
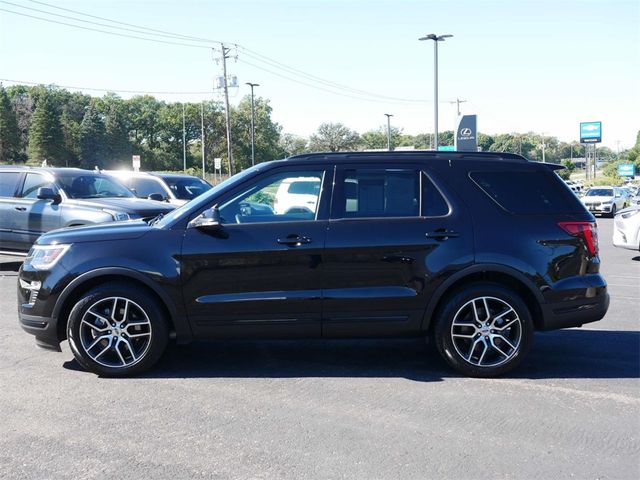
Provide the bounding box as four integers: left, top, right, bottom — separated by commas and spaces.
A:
58, 173, 135, 199
586, 188, 613, 197
154, 164, 264, 229
159, 175, 212, 200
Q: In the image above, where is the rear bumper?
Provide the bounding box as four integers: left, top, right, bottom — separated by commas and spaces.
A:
18, 312, 62, 351
540, 290, 609, 330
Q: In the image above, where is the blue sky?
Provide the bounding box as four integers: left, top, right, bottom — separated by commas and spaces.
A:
1, 0, 638, 149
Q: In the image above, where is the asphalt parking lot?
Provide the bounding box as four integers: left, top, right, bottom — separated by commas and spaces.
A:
0, 217, 638, 480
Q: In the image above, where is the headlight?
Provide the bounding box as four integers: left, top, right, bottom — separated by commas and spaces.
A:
102, 209, 130, 221
25, 244, 71, 270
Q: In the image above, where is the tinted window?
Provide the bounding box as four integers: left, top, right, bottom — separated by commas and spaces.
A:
128, 177, 166, 198
341, 169, 419, 218
58, 174, 134, 199
0, 172, 21, 197
160, 176, 212, 200
471, 170, 584, 214
20, 173, 54, 199
422, 173, 449, 216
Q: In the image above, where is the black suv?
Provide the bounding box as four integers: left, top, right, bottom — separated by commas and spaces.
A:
17, 152, 609, 377
0, 166, 175, 253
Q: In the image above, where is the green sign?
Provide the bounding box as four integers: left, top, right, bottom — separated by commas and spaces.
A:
437, 145, 456, 151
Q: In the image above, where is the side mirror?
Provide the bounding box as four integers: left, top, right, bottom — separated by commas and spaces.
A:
188, 206, 222, 230
37, 187, 62, 204
147, 193, 165, 202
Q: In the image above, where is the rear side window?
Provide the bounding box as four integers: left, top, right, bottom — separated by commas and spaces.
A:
0, 172, 21, 197
470, 170, 584, 214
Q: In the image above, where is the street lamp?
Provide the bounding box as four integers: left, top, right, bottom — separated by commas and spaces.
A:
419, 33, 453, 151
384, 113, 393, 151
246, 82, 259, 166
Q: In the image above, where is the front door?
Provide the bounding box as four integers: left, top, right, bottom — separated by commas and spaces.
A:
322, 165, 474, 337
180, 166, 332, 339
12, 173, 61, 250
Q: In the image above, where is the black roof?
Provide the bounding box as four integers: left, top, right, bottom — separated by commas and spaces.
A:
286, 151, 528, 163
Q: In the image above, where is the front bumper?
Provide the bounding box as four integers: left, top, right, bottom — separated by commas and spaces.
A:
19, 312, 62, 351
583, 203, 614, 214
613, 216, 640, 251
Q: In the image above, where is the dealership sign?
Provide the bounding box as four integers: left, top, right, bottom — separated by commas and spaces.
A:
455, 115, 478, 152
618, 164, 635, 177
580, 121, 602, 143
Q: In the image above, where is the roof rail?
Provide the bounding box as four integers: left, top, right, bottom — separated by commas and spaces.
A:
286, 151, 528, 162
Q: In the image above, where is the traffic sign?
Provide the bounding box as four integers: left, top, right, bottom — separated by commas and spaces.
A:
437, 145, 456, 152
580, 122, 602, 143
214, 157, 222, 171
132, 155, 141, 171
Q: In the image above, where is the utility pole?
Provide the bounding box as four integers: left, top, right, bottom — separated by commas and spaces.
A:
220, 44, 235, 175
540, 132, 546, 163
182, 103, 187, 171
384, 113, 393, 151
201, 101, 206, 179
449, 98, 467, 116
246, 82, 259, 166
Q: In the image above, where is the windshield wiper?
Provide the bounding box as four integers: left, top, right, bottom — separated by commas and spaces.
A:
148, 213, 164, 226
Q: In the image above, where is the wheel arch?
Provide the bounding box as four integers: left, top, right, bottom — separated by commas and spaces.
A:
422, 264, 546, 332
53, 268, 191, 343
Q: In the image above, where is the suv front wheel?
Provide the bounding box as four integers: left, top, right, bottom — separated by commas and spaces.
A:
67, 282, 169, 376
434, 283, 534, 377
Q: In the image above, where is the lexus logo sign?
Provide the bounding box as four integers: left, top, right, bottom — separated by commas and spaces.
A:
460, 128, 472, 137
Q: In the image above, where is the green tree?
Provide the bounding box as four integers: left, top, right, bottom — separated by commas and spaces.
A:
279, 133, 308, 157
309, 123, 359, 152
27, 91, 65, 165
0, 84, 21, 163
79, 101, 106, 168
359, 126, 402, 150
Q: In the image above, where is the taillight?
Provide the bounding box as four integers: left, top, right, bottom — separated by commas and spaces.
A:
558, 221, 598, 256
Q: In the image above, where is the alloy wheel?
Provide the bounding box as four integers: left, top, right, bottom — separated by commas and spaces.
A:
450, 296, 522, 368
78, 297, 153, 368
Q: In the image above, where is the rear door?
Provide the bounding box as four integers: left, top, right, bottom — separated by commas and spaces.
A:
322, 164, 474, 337
0, 171, 24, 251
12, 172, 61, 249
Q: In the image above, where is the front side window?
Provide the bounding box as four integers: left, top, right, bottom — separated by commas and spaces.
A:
339, 169, 419, 218
218, 170, 324, 224
20, 173, 55, 199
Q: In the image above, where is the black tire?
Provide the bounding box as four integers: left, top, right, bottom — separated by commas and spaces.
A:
67, 282, 169, 376
610, 204, 617, 218
433, 283, 534, 377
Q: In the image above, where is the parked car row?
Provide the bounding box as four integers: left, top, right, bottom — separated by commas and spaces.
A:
0, 166, 211, 254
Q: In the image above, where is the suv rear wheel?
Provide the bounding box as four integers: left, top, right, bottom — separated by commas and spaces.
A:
67, 282, 169, 376
434, 283, 534, 377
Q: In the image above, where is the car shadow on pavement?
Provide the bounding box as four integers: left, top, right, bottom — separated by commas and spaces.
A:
84, 329, 639, 381
0, 260, 22, 272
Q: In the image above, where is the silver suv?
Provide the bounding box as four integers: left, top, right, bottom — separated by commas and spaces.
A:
0, 166, 175, 254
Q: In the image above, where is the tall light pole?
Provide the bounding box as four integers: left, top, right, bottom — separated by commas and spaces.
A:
541, 132, 547, 163
384, 113, 393, 151
419, 33, 453, 151
182, 103, 187, 171
246, 82, 259, 166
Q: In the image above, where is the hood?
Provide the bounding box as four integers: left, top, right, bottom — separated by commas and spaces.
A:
581, 195, 614, 203
67, 197, 175, 215
35, 220, 153, 246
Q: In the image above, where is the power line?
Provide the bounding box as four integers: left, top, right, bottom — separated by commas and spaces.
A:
0, 0, 220, 43
1, 4, 431, 103
0, 7, 211, 49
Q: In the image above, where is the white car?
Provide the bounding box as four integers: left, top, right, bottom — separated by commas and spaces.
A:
564, 179, 583, 195
613, 205, 640, 251
580, 186, 627, 217
273, 176, 321, 215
